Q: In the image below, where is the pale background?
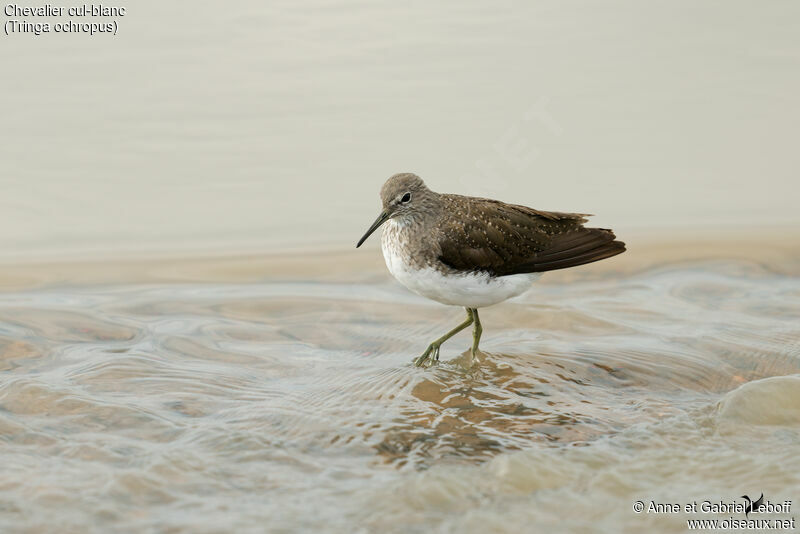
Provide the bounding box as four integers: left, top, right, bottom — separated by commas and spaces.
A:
2, 1, 799, 260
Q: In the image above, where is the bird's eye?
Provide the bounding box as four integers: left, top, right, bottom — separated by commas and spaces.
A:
401, 192, 411, 203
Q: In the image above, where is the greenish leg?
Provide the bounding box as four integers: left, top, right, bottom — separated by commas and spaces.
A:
470, 307, 482, 357
414, 308, 474, 367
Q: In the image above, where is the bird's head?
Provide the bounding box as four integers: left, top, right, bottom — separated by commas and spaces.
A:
356, 173, 436, 247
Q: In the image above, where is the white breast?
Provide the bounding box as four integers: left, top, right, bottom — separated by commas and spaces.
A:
380, 220, 540, 308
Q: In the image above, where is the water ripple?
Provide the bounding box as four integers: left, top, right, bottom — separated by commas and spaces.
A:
0, 259, 798, 531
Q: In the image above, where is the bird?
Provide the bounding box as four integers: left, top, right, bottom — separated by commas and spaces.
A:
356, 173, 626, 366
742, 494, 764, 517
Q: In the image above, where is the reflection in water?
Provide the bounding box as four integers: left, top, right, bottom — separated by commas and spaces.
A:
379, 354, 615, 468
0, 258, 798, 531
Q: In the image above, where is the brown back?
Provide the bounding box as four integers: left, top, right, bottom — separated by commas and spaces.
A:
435, 195, 626, 276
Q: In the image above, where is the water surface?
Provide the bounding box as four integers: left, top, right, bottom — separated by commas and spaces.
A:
2, 0, 799, 259
0, 243, 798, 532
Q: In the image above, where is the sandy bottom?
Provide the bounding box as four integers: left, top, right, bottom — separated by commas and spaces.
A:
0, 236, 798, 533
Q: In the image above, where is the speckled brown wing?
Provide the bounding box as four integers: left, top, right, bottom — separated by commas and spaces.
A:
436, 195, 626, 277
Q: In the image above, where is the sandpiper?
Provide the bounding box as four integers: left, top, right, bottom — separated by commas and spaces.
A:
356, 173, 626, 367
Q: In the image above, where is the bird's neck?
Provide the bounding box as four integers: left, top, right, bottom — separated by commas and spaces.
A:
398, 193, 443, 228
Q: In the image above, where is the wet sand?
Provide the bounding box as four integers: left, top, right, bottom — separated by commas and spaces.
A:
0, 235, 798, 532
1, 229, 798, 288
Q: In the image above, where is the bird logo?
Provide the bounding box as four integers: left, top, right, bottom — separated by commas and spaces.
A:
741, 493, 764, 517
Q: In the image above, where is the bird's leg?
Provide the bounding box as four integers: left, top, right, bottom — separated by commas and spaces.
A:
414, 308, 474, 367
470, 307, 482, 358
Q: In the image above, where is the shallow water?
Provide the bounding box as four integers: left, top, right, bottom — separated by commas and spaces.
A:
0, 249, 798, 533
4, 0, 800, 530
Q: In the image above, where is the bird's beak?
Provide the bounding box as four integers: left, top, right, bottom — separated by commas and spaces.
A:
356, 210, 390, 248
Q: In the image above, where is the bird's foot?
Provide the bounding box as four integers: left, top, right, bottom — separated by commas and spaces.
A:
414, 343, 440, 367
469, 347, 483, 366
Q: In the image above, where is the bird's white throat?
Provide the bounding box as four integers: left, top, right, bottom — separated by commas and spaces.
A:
381, 219, 540, 308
